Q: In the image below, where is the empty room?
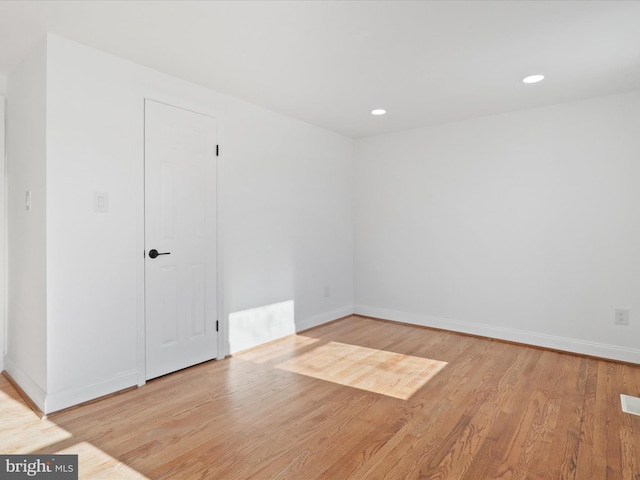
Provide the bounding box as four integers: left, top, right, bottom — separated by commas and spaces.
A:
1, 1, 640, 479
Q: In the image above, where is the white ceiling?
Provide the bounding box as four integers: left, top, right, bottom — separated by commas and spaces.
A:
0, 1, 639, 138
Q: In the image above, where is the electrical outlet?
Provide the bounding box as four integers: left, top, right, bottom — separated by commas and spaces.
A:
615, 309, 630, 326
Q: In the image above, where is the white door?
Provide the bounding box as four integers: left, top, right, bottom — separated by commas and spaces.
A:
144, 99, 218, 380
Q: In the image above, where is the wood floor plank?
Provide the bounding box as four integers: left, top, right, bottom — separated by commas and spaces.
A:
2, 315, 640, 479
544, 355, 586, 480
490, 350, 563, 480
451, 347, 535, 478
355, 340, 517, 479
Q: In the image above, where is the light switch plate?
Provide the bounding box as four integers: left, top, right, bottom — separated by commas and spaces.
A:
94, 192, 109, 213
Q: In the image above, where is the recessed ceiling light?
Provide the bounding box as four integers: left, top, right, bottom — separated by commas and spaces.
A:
522, 74, 545, 84
371, 109, 386, 115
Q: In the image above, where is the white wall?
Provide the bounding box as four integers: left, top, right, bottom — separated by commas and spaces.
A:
7, 34, 354, 412
5, 39, 48, 408
355, 91, 640, 362
44, 36, 142, 406
0, 76, 6, 96
223, 101, 355, 352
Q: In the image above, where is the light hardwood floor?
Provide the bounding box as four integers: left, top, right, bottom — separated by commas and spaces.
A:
2, 315, 640, 479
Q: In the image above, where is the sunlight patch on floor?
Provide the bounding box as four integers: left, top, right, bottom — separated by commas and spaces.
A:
0, 388, 72, 453
55, 442, 148, 479
0, 381, 148, 479
277, 341, 447, 400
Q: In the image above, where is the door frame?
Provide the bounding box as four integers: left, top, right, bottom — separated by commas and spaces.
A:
136, 93, 226, 387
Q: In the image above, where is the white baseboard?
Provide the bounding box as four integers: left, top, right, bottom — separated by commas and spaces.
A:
44, 370, 138, 414
3, 355, 47, 412
295, 305, 354, 332
3, 355, 138, 414
355, 305, 640, 364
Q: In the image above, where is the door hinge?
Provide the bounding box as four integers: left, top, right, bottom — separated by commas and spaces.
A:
216, 145, 219, 157
216, 320, 219, 332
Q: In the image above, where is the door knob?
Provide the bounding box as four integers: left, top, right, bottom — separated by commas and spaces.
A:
148, 249, 170, 259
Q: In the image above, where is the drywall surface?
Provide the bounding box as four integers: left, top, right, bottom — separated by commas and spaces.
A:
0, 76, 6, 96
355, 91, 640, 362
38, 35, 354, 411
223, 99, 355, 353
5, 40, 48, 408
44, 36, 140, 408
